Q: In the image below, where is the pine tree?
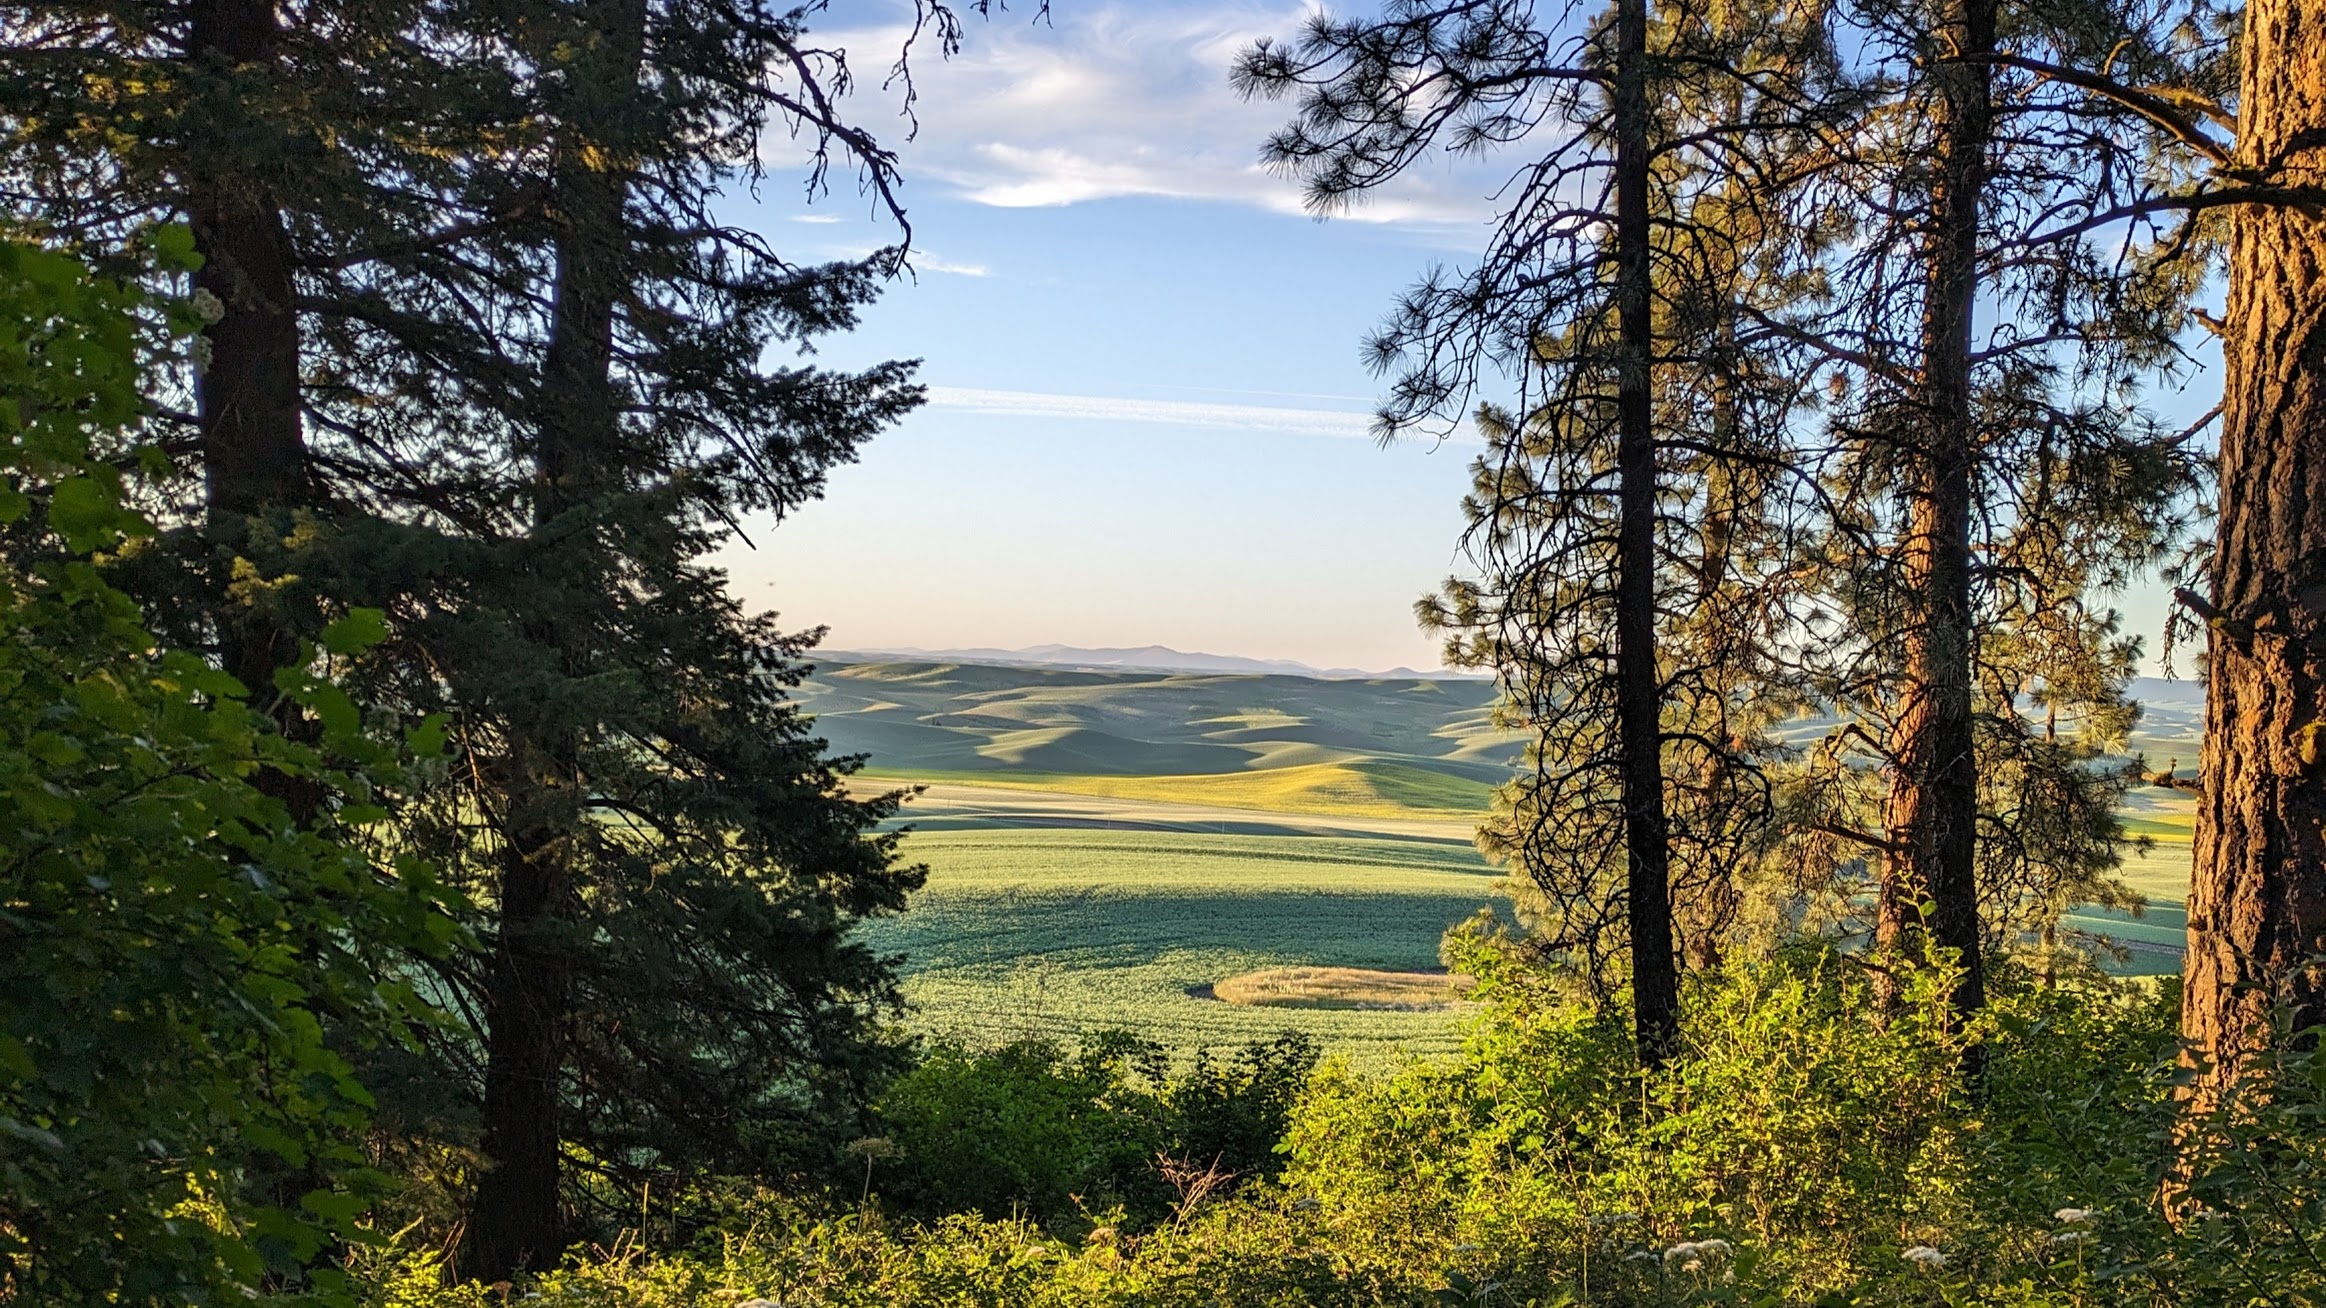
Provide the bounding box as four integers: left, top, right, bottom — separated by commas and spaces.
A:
1766, 0, 2204, 1025
0, 0, 483, 814
1239, 0, 1842, 1064
289, 0, 948, 1276
2176, 0, 2326, 1094
1861, 0, 2326, 1113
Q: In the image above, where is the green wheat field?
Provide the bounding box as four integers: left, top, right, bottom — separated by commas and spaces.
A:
810, 656, 2202, 1060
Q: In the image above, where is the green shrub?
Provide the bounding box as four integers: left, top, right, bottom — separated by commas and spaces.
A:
869, 1031, 1320, 1231
0, 238, 454, 1304
357, 953, 2326, 1307
873, 1036, 1171, 1223
1160, 1032, 1320, 1191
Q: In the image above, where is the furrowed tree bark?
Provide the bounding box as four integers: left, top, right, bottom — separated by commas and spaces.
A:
1613, 0, 1681, 1066
184, 0, 320, 817
1877, 0, 1990, 1034
2181, 0, 2326, 1097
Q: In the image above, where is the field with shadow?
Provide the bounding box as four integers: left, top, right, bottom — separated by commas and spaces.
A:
815, 658, 2201, 1056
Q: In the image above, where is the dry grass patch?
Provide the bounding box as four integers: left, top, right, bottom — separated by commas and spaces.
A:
1211, 966, 1475, 1011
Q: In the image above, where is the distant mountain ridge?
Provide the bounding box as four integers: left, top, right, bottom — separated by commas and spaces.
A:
826, 643, 1473, 681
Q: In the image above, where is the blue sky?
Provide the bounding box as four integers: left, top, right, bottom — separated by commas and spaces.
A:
710, 0, 1508, 674
716, 0, 2204, 676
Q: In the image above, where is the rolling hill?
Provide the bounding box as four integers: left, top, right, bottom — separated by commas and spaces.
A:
797, 656, 1519, 817
807, 656, 2202, 1054
799, 657, 2209, 819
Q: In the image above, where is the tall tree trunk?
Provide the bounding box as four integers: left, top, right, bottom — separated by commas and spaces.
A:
2180, 0, 2326, 1096
467, 779, 574, 1281
184, 0, 319, 816
465, 0, 643, 1279
1613, 0, 1680, 1066
1878, 0, 1990, 1033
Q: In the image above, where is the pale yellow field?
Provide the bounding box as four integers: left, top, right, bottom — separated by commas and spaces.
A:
853, 777, 1481, 842
1214, 966, 1476, 1011
866, 760, 1492, 823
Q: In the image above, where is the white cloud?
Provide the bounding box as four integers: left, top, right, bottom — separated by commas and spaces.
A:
924, 385, 1381, 439
912, 254, 990, 277
797, 2, 1503, 234
810, 240, 991, 276
788, 213, 843, 224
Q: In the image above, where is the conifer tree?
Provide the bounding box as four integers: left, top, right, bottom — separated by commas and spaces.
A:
1239, 0, 1841, 1063
6, 0, 987, 1275
2095, 0, 2326, 1096
0, 0, 482, 810
1878, 0, 2326, 1110
290, 0, 958, 1277
1760, 0, 2203, 1022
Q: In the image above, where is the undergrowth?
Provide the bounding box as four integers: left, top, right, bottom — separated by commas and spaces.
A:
360, 945, 2326, 1306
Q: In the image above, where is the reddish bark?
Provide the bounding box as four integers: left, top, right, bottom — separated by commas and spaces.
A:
2180, 0, 2326, 1093
1876, 0, 1992, 1033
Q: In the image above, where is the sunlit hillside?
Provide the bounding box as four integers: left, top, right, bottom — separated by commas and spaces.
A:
799, 656, 1519, 814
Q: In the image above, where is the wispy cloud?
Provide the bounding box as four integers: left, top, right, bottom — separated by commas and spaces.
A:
802, 2, 1502, 234
912, 255, 991, 277
925, 385, 1382, 439
812, 240, 991, 276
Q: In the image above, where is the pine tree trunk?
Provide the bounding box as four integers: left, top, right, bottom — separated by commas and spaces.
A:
184, 0, 319, 814
466, 0, 643, 1278
1878, 0, 1990, 1031
1613, 0, 1680, 1066
2180, 0, 2326, 1094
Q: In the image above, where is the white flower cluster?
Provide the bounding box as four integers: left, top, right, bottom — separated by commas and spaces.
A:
1663, 1238, 1734, 1275
190, 287, 226, 324
1902, 1244, 1946, 1270
2051, 1205, 2096, 1249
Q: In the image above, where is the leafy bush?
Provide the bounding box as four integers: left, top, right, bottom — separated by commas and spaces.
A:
353, 942, 2326, 1307
872, 1037, 1171, 1222
869, 1031, 1319, 1229
0, 238, 454, 1305
1161, 1032, 1319, 1188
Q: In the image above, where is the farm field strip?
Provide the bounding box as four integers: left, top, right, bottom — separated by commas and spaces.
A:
852, 777, 1481, 843
854, 826, 1500, 1062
